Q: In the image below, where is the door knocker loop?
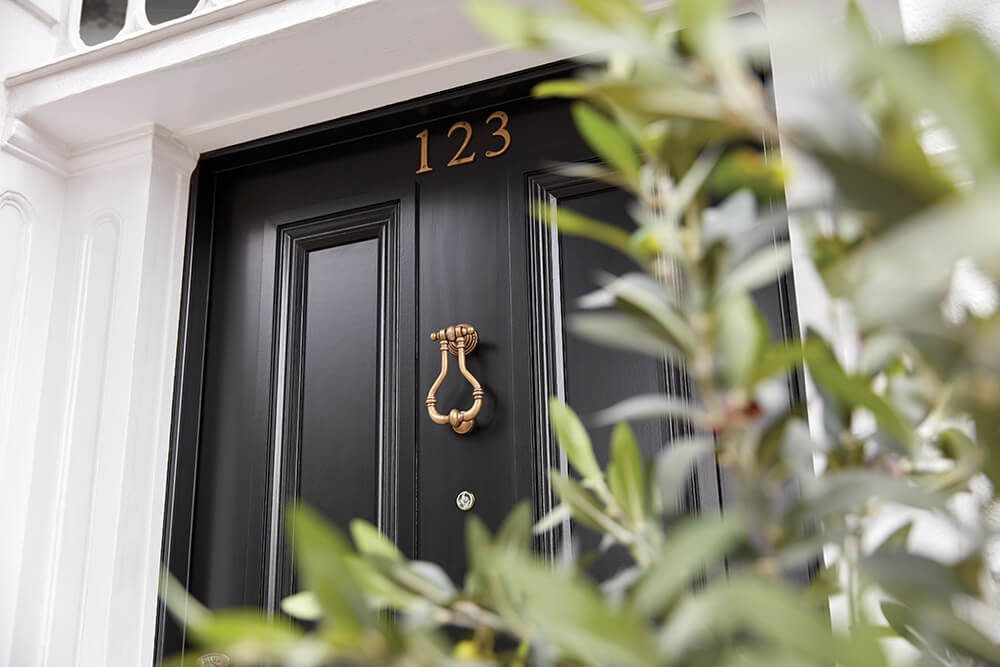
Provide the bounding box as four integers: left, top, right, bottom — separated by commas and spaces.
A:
425, 324, 484, 434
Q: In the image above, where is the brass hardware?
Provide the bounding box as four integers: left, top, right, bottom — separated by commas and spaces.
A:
425, 324, 484, 434
456, 490, 476, 511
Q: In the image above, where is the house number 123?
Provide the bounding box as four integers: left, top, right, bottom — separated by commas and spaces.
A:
415, 110, 511, 174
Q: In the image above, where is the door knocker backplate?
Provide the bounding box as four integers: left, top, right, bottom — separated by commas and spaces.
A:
425, 324, 484, 434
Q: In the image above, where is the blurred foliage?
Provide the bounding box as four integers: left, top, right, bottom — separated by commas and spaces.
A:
161, 0, 1000, 664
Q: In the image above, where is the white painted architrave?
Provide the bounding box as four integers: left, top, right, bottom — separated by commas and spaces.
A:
0, 1, 913, 665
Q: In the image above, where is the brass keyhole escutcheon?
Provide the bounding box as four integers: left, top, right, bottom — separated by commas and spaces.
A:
425, 324, 484, 434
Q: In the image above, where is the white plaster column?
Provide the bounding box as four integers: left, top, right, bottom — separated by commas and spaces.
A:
5, 125, 196, 667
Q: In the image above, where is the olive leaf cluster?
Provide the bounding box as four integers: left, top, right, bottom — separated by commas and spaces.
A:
161, 0, 1000, 665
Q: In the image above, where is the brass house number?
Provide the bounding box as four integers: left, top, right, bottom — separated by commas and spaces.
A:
415, 110, 511, 174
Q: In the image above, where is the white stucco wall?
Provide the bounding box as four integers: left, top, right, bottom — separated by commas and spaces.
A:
0, 1, 989, 665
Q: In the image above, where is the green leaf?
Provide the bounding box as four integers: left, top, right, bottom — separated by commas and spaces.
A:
656, 438, 714, 512
716, 292, 768, 387
350, 519, 404, 562
288, 504, 370, 639
865, 548, 980, 600
569, 311, 683, 358
871, 29, 1000, 179
533, 502, 572, 535
592, 393, 707, 428
551, 205, 645, 264
187, 610, 308, 661
793, 471, 942, 523
821, 178, 1000, 330
803, 333, 913, 446
489, 548, 660, 666
549, 398, 603, 483
280, 591, 323, 621
566, 0, 642, 25
607, 422, 646, 523
344, 555, 420, 610
718, 243, 792, 297
881, 601, 1000, 665
551, 473, 629, 541
675, 0, 729, 34
496, 500, 534, 551
661, 574, 848, 664
632, 514, 744, 617
594, 272, 698, 353
571, 102, 642, 188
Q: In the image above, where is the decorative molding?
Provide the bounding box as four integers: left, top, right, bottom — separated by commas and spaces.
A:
9, 0, 59, 27
269, 203, 400, 612
1, 118, 70, 176
68, 124, 197, 175
42, 210, 121, 666
6, 0, 290, 87
0, 119, 197, 178
0, 190, 34, 465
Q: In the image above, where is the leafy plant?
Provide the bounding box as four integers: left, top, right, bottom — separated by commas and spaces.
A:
161, 0, 1000, 664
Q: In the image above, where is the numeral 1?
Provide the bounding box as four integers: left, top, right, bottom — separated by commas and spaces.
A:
415, 129, 432, 174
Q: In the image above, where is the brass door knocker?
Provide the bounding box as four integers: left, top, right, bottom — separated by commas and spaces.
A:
425, 324, 484, 434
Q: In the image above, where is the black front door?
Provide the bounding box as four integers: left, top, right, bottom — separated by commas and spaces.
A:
159, 65, 795, 656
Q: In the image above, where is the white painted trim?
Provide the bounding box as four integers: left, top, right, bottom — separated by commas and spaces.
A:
9, 0, 59, 26
10, 0, 288, 85
2, 118, 70, 176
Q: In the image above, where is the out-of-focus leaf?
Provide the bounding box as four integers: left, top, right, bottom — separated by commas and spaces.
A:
707, 149, 787, 203
607, 422, 646, 522
496, 500, 534, 551
533, 502, 572, 535
718, 243, 792, 297
632, 514, 743, 617
702, 189, 757, 251
793, 471, 941, 523
749, 340, 811, 386
572, 102, 642, 188
934, 427, 986, 492
660, 574, 848, 664
877, 520, 913, 552
592, 393, 707, 428
289, 504, 370, 639
408, 562, 458, 601
803, 333, 913, 446
716, 292, 768, 387
280, 591, 323, 621
569, 311, 682, 358
489, 548, 659, 666
656, 438, 714, 512
551, 473, 628, 541
881, 601, 1000, 665
566, 0, 642, 25
535, 79, 731, 124
549, 398, 603, 483
822, 178, 1000, 330
344, 555, 420, 610
187, 611, 310, 663
866, 548, 981, 600
871, 29, 1000, 179
675, 0, 728, 37
350, 519, 403, 562
594, 272, 698, 353
467, 2, 666, 64
551, 205, 645, 264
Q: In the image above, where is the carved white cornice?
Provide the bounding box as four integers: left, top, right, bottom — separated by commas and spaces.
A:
68, 124, 198, 175
1, 118, 70, 177
1, 118, 198, 177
